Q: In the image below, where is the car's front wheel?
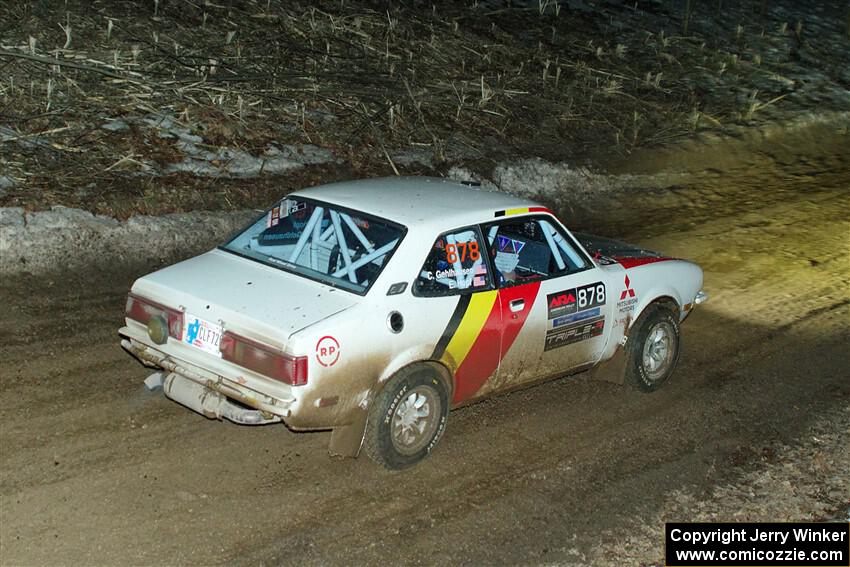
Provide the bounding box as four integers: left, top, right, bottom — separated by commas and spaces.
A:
364, 363, 449, 470
625, 304, 681, 392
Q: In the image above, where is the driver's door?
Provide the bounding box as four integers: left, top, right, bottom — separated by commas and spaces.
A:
480, 215, 607, 393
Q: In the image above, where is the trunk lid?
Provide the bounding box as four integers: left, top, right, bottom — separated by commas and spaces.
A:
131, 248, 358, 345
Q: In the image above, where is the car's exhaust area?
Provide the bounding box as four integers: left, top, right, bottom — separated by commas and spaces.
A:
155, 371, 282, 425
121, 337, 294, 422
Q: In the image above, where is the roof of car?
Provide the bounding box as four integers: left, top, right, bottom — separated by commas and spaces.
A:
291, 176, 539, 227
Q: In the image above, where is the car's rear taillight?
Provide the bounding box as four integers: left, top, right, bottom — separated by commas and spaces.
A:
220, 331, 308, 386
125, 293, 183, 340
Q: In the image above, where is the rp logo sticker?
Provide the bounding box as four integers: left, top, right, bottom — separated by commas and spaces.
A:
315, 336, 340, 367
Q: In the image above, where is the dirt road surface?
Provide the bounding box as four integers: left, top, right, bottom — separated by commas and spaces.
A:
1, 122, 848, 565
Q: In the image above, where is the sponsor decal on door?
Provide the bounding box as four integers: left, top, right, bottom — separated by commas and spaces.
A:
544, 316, 605, 351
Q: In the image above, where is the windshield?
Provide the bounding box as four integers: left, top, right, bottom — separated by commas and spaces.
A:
221, 197, 406, 294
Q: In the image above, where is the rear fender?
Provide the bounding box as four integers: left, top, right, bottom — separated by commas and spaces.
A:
328, 349, 453, 459
371, 353, 454, 412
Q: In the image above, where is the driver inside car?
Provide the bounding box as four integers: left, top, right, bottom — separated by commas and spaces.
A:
492, 234, 525, 285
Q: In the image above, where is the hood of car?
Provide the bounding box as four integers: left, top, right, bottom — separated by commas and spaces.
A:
573, 232, 674, 268
131, 248, 358, 344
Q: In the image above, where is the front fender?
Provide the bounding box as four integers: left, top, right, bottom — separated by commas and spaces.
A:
622, 260, 702, 330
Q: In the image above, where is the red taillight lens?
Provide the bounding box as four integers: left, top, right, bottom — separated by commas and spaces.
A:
220, 331, 308, 386
125, 293, 183, 340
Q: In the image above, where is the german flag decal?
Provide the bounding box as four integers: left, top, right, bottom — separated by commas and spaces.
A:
431, 291, 498, 370
433, 283, 541, 404
494, 206, 553, 218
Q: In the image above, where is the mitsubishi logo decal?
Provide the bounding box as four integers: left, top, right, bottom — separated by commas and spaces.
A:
620, 275, 635, 300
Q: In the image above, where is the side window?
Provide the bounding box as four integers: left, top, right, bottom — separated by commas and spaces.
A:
414, 227, 493, 297
483, 216, 587, 287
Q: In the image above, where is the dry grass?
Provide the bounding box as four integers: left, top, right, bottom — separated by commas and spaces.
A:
0, 0, 847, 216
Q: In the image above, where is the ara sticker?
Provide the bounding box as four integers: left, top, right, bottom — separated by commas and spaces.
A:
547, 289, 577, 319
315, 335, 340, 367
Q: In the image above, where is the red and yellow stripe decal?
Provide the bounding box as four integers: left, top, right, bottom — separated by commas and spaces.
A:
494, 206, 552, 218
432, 282, 541, 404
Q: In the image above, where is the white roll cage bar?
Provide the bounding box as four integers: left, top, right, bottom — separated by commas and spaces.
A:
283, 205, 398, 287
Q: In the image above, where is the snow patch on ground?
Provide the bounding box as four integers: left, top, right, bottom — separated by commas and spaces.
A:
0, 206, 254, 274
101, 119, 129, 132
95, 113, 339, 178
167, 140, 336, 178
0, 176, 15, 195
391, 148, 436, 168
5, 157, 664, 275
448, 158, 682, 200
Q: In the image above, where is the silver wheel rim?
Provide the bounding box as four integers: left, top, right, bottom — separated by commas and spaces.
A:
390, 385, 441, 456
641, 321, 675, 381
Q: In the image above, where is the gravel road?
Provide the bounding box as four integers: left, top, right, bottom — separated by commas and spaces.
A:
1, 122, 847, 566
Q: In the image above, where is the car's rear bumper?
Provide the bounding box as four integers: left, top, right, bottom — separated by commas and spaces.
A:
121, 335, 295, 421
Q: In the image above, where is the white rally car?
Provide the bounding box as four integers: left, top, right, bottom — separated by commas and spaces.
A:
120, 177, 707, 469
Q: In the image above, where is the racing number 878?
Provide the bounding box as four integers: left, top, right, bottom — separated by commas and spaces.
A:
446, 242, 480, 264
578, 283, 606, 309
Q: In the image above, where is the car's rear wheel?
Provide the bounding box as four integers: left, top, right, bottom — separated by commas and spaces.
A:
364, 363, 449, 470
625, 304, 681, 392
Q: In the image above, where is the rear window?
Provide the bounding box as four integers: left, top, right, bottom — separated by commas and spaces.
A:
221, 197, 406, 294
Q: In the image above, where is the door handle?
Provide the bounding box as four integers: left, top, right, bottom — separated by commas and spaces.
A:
509, 299, 525, 313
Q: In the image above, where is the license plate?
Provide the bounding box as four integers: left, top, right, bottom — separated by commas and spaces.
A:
184, 314, 223, 357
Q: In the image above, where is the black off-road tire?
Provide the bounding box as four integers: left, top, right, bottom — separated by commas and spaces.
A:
624, 304, 681, 392
364, 364, 450, 470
